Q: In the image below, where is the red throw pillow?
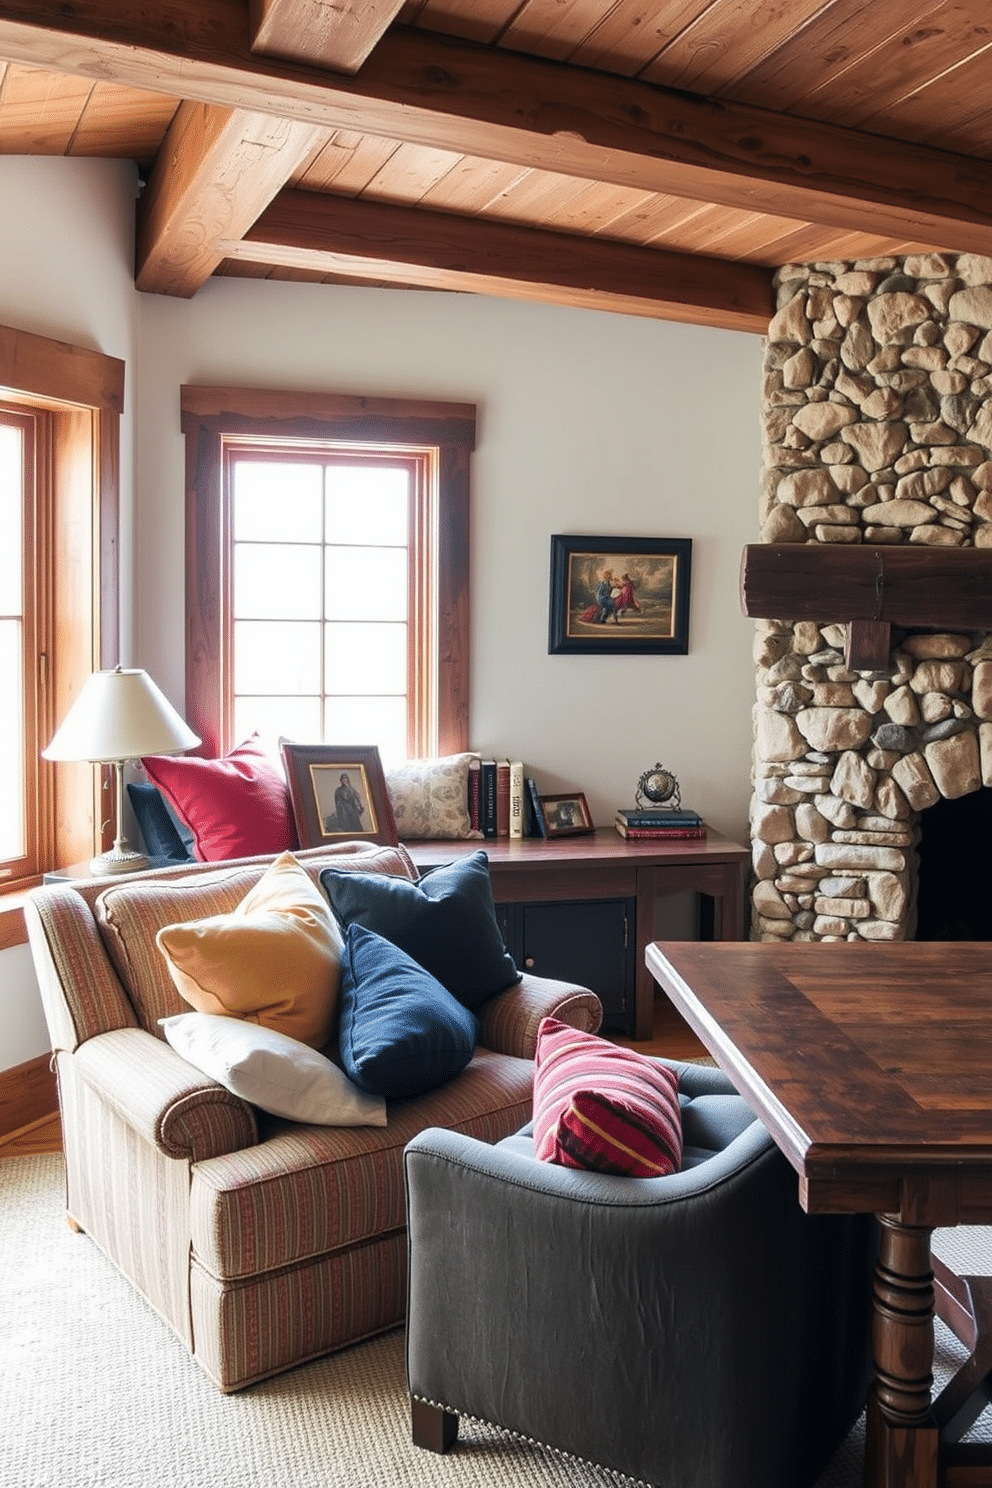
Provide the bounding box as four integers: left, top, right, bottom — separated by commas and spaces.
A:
532, 1016, 682, 1177
142, 735, 298, 862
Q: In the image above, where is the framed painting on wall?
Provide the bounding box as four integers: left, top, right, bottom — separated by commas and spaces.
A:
548, 535, 692, 655
281, 743, 398, 847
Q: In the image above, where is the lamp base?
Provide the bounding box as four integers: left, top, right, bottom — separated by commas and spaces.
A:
89, 847, 151, 876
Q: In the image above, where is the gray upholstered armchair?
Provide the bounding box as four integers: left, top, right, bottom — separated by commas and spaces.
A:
404, 1058, 877, 1488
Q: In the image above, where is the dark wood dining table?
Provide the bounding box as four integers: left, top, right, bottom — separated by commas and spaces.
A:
645, 938, 992, 1488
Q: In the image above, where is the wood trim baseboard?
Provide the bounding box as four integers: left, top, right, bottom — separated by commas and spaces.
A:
0, 1052, 57, 1139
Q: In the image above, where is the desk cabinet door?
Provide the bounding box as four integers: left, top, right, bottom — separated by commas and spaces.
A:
501, 897, 635, 1036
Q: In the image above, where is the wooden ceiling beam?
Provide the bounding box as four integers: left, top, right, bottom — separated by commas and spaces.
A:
4, 4, 992, 255
225, 189, 775, 332
249, 0, 405, 73
136, 102, 328, 296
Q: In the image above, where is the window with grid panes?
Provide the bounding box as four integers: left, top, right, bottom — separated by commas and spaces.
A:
0, 325, 120, 941
181, 389, 474, 764
227, 446, 426, 764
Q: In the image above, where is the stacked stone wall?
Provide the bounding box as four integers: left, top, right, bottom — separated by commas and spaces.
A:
754, 253, 992, 941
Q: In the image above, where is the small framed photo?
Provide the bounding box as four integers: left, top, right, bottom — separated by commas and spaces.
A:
548, 534, 692, 655
281, 744, 398, 848
539, 792, 594, 838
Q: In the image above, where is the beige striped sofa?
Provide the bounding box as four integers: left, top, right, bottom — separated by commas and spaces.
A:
26, 841, 602, 1392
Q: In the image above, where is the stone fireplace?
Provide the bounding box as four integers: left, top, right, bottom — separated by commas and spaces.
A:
750, 252, 992, 942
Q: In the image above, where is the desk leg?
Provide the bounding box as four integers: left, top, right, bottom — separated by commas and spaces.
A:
865, 1216, 939, 1488
634, 868, 658, 1040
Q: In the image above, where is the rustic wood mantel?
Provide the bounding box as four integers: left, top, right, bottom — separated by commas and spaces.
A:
740, 544, 992, 669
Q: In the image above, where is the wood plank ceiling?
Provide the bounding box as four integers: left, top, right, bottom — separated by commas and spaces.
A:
1, 1, 991, 333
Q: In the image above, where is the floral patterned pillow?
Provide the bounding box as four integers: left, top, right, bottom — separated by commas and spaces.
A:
384, 753, 483, 840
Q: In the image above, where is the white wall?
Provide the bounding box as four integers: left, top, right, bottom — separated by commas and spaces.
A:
137, 278, 762, 833
0, 155, 763, 1075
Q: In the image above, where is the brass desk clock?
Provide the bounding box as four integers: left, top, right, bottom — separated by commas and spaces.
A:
635, 764, 681, 811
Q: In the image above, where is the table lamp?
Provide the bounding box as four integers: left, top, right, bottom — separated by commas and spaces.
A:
43, 666, 201, 875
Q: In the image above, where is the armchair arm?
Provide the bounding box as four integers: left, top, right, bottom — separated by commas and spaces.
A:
73, 1027, 258, 1162
478, 973, 602, 1058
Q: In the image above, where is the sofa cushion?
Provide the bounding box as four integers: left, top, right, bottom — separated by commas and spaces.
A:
97, 865, 268, 1034
320, 850, 519, 1011
160, 1012, 386, 1126
189, 1046, 534, 1280
94, 845, 418, 1038
142, 734, 297, 862
384, 752, 483, 840
532, 1016, 683, 1177
156, 852, 343, 1049
337, 924, 477, 1100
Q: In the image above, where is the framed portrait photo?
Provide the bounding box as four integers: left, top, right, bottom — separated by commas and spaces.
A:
539, 792, 594, 838
280, 743, 398, 848
548, 534, 692, 655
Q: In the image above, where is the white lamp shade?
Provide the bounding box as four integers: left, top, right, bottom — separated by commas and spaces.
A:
43, 667, 201, 763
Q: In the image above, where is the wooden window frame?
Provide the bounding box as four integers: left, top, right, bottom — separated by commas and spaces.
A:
0, 402, 44, 888
0, 322, 123, 949
180, 387, 475, 760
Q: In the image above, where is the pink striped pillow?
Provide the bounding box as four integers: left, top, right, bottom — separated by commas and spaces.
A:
533, 1017, 682, 1177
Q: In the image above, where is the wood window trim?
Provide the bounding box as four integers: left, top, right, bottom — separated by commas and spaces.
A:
180, 386, 475, 760
0, 322, 123, 947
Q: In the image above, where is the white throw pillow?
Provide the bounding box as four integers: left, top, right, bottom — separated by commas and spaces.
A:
385, 752, 483, 839
159, 1012, 387, 1126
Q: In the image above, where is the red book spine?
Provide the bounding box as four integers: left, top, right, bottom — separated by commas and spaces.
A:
615, 824, 706, 840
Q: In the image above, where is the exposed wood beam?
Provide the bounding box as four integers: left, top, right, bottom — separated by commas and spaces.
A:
136, 101, 327, 296
249, 0, 405, 72
740, 543, 992, 629
225, 189, 774, 332
740, 543, 992, 670
0, 7, 991, 256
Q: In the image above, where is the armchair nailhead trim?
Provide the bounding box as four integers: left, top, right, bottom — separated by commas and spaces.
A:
408, 1394, 653, 1486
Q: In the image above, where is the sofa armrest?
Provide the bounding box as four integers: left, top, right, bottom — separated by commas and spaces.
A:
72, 1027, 258, 1162
26, 887, 138, 1052
478, 972, 602, 1059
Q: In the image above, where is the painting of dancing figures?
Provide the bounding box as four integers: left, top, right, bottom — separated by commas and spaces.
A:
548, 535, 692, 655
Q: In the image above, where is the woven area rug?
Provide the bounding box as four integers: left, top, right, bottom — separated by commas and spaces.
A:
2, 1152, 990, 1488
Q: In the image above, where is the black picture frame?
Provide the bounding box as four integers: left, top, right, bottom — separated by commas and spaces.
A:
548, 535, 692, 655
280, 743, 398, 847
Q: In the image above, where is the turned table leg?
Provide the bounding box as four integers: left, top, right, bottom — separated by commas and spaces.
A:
864, 1215, 939, 1488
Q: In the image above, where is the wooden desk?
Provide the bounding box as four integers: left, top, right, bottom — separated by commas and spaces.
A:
645, 938, 992, 1488
407, 827, 747, 1039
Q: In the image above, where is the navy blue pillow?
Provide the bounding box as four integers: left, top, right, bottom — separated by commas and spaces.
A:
337, 924, 477, 1100
319, 851, 519, 1011
127, 783, 195, 863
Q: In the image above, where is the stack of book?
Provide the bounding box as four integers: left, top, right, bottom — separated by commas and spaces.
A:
469, 759, 532, 839
614, 806, 705, 840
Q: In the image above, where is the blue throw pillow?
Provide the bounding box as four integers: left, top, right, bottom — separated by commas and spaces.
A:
337, 924, 477, 1100
319, 850, 519, 1011
127, 782, 196, 863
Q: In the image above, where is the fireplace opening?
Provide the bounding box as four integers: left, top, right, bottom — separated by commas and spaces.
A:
915, 788, 992, 941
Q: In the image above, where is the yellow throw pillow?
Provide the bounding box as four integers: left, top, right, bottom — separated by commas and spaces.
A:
156, 852, 343, 1049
